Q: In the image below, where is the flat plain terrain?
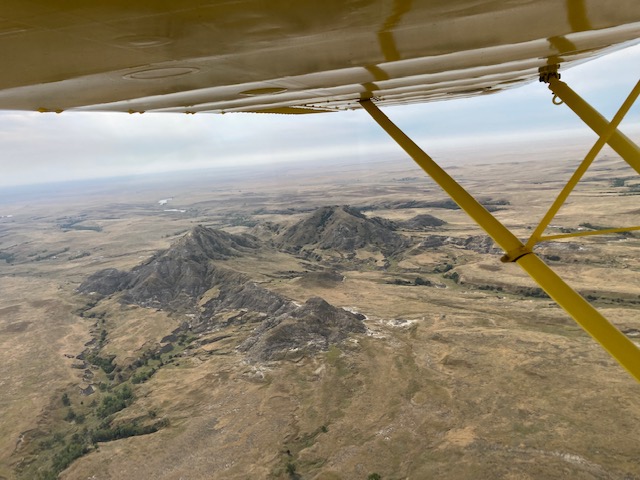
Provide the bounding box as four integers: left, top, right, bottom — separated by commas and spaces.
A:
1, 148, 639, 480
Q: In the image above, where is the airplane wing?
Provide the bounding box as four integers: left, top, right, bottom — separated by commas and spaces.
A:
0, 0, 639, 114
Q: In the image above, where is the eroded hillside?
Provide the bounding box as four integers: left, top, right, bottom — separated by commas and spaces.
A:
1, 156, 640, 480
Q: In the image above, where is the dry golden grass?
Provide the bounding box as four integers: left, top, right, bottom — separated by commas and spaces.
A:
0, 278, 89, 479
1, 150, 639, 479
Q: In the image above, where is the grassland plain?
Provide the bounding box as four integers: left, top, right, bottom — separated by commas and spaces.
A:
0, 151, 639, 479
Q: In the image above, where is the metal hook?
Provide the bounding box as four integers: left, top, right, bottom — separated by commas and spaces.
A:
552, 94, 563, 105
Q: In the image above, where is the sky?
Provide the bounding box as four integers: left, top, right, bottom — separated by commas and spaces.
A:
0, 44, 639, 187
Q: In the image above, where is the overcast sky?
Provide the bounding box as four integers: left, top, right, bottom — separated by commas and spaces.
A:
1, 44, 639, 187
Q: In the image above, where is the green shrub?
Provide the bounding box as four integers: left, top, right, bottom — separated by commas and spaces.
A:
91, 419, 169, 443
51, 442, 88, 473
96, 384, 134, 418
87, 354, 116, 374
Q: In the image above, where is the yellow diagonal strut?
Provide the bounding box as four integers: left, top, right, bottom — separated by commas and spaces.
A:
527, 79, 640, 249
546, 76, 640, 176
359, 98, 640, 383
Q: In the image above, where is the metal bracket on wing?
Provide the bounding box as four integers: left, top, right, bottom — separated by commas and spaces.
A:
359, 97, 640, 383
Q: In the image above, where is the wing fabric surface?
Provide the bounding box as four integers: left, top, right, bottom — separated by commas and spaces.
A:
0, 0, 639, 114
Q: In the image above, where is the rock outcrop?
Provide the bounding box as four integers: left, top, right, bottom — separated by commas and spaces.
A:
277, 205, 408, 255
238, 297, 366, 361
78, 225, 366, 361
398, 214, 446, 230
78, 226, 260, 311
414, 234, 499, 254
79, 268, 131, 296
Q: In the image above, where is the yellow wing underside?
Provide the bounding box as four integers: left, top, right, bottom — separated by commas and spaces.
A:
1, 0, 639, 114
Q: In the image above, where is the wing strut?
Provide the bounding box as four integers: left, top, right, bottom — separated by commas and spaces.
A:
359, 98, 640, 383
527, 75, 640, 248
540, 66, 640, 176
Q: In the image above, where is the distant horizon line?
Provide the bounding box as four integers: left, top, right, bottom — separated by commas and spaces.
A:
2, 123, 638, 190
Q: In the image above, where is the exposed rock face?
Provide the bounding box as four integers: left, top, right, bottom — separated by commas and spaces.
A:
399, 214, 446, 230
78, 226, 260, 311
78, 225, 366, 361
202, 281, 292, 319
418, 236, 448, 249
414, 234, 499, 254
448, 235, 499, 254
79, 268, 131, 296
249, 221, 284, 240
362, 197, 508, 212
277, 205, 408, 255
238, 297, 366, 361
363, 199, 460, 211
182, 225, 259, 260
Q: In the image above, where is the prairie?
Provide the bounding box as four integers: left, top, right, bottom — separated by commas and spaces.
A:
1, 151, 639, 480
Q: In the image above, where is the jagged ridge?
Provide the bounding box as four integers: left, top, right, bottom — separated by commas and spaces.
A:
78, 225, 365, 361
277, 205, 407, 255
78, 226, 259, 311
238, 297, 366, 361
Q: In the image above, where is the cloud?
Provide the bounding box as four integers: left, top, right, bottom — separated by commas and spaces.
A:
0, 44, 639, 187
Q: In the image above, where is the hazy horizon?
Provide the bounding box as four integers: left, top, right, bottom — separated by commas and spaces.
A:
1, 44, 639, 188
